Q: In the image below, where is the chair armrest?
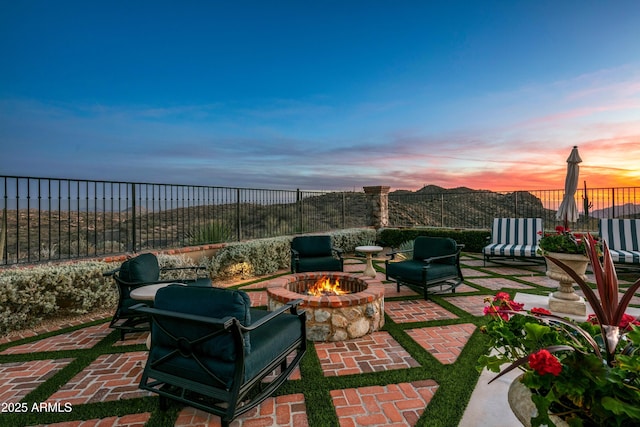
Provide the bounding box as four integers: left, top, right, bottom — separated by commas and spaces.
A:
386, 248, 412, 261
332, 247, 344, 255
159, 266, 206, 273
423, 245, 463, 264
290, 248, 300, 257
131, 303, 236, 329
103, 268, 120, 277
243, 299, 305, 331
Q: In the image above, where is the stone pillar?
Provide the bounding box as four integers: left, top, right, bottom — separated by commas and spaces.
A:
363, 186, 390, 229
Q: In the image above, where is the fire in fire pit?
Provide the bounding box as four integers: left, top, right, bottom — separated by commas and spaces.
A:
307, 276, 347, 296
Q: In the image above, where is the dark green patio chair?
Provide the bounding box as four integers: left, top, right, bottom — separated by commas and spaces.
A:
290, 235, 344, 273
133, 285, 306, 427
385, 236, 464, 299
104, 252, 211, 340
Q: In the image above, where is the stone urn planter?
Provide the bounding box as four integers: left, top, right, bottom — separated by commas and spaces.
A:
508, 376, 569, 427
545, 252, 589, 315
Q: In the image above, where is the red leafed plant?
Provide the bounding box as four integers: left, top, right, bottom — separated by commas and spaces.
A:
478, 234, 640, 426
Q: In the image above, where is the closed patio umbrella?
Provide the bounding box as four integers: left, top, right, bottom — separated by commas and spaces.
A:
556, 146, 582, 230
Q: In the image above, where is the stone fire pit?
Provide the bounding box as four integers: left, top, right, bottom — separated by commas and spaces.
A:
266, 272, 385, 342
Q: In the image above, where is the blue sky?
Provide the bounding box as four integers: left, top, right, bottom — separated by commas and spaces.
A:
1, 1, 640, 191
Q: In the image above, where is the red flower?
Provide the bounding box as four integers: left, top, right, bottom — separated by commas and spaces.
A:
531, 307, 552, 316
484, 305, 509, 321
528, 349, 562, 376
619, 313, 640, 330
494, 292, 511, 302
588, 313, 640, 329
507, 300, 525, 311
555, 225, 566, 233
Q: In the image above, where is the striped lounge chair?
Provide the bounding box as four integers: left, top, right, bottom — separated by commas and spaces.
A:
483, 218, 543, 265
598, 219, 640, 266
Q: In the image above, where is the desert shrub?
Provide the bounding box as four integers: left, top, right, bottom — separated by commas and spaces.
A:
206, 236, 291, 280
0, 261, 116, 335
330, 228, 377, 252
186, 220, 233, 244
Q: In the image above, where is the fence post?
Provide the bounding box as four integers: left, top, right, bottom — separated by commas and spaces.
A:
342, 192, 346, 229
297, 189, 303, 232
611, 188, 616, 218
131, 183, 137, 252
236, 188, 241, 241
363, 186, 390, 228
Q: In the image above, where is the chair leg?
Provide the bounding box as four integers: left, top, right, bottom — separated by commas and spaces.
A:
159, 396, 170, 411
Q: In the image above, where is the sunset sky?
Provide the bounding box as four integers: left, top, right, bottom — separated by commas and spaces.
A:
1, 1, 639, 191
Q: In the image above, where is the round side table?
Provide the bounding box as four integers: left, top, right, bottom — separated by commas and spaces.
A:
355, 245, 383, 278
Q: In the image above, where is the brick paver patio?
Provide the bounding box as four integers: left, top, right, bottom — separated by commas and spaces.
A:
2, 253, 636, 427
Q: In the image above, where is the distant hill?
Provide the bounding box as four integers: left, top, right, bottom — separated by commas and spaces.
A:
589, 203, 640, 219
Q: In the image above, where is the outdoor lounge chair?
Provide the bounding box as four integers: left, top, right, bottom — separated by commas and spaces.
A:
598, 218, 640, 266
290, 235, 344, 273
385, 236, 464, 300
133, 285, 306, 427
104, 252, 211, 340
482, 218, 543, 265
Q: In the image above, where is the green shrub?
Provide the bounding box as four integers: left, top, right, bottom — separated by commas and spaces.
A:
377, 227, 490, 252
205, 228, 376, 281
0, 261, 117, 335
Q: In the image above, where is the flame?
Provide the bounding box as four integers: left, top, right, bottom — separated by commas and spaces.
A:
307, 276, 347, 296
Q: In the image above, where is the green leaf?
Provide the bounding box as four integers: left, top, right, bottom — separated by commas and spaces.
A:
601, 396, 640, 419
524, 322, 551, 341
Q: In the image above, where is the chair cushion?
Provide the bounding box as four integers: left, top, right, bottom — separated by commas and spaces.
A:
297, 256, 342, 272
153, 285, 252, 361
387, 260, 458, 284
599, 219, 640, 252
292, 236, 333, 257
608, 249, 640, 264
119, 253, 160, 283
413, 237, 457, 264
488, 218, 542, 245
483, 243, 540, 258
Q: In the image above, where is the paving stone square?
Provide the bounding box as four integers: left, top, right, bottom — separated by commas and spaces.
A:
384, 300, 458, 323
314, 332, 419, 377
1, 323, 111, 355
174, 393, 308, 427
330, 380, 439, 427
467, 277, 534, 291
46, 351, 152, 405
444, 295, 491, 317
0, 358, 73, 402
406, 323, 477, 364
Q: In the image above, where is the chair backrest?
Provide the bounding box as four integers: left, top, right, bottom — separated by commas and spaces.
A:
118, 253, 160, 283
599, 218, 640, 251
153, 285, 252, 361
413, 236, 458, 264
490, 218, 542, 245
291, 235, 333, 257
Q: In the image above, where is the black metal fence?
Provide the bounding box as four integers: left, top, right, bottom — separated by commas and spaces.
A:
2, 175, 639, 265
388, 186, 640, 230
0, 176, 367, 265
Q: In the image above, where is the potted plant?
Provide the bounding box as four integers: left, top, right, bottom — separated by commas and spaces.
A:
538, 227, 594, 314
537, 226, 587, 255
478, 234, 640, 427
